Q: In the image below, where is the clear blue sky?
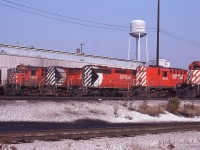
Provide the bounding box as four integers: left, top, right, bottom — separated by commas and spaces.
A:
0, 0, 200, 69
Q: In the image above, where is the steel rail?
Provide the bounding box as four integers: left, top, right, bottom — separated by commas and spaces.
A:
0, 95, 199, 101
0, 122, 200, 144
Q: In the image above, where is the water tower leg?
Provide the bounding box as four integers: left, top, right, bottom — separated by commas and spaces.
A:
136, 33, 141, 61
146, 35, 149, 63
128, 36, 131, 60
136, 37, 138, 61
138, 33, 141, 61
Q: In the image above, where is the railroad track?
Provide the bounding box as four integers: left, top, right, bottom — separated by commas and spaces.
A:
0, 95, 199, 101
0, 122, 200, 144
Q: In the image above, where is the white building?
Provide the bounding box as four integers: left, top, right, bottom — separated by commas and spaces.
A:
147, 58, 170, 68
0, 44, 145, 84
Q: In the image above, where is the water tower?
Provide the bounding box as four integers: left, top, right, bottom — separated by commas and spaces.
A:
128, 20, 148, 61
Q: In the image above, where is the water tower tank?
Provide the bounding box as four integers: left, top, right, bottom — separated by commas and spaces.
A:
130, 20, 146, 37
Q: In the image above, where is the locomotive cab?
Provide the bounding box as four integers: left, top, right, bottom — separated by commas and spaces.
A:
135, 66, 187, 97
5, 64, 47, 95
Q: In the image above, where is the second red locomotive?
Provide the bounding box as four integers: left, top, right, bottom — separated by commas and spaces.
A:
82, 65, 137, 96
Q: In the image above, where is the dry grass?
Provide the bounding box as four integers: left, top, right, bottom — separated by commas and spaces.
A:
179, 103, 200, 117
137, 101, 165, 117
125, 115, 133, 120
10, 146, 18, 150
114, 106, 119, 118
0, 143, 16, 150
127, 102, 136, 111
167, 97, 180, 114
122, 101, 129, 107
89, 109, 100, 114
64, 107, 79, 115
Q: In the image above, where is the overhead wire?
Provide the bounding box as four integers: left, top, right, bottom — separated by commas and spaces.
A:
0, 2, 130, 32
0, 0, 156, 32
1, 0, 199, 47
160, 29, 200, 47
1, 0, 129, 29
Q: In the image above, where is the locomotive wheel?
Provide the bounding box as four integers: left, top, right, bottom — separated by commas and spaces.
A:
75, 89, 83, 97
190, 89, 197, 98
110, 91, 116, 97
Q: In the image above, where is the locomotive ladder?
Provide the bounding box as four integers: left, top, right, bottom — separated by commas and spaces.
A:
39, 77, 47, 94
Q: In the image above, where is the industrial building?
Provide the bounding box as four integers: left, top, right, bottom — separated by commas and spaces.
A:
0, 44, 145, 85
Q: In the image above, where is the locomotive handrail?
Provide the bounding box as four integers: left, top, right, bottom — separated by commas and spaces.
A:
128, 79, 136, 91
67, 79, 72, 91
38, 77, 46, 91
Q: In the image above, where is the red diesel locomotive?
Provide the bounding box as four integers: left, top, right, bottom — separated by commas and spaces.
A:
177, 61, 200, 97
134, 66, 187, 97
82, 65, 137, 96
5, 64, 82, 96
4, 61, 200, 98
6, 65, 46, 95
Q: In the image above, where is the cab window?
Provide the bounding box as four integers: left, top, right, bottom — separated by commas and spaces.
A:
163, 71, 167, 77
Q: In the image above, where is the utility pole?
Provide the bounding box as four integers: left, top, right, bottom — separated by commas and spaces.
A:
156, 0, 160, 67
80, 43, 85, 54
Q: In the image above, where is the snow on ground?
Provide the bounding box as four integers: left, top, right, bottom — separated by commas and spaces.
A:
0, 99, 200, 122
3, 131, 200, 150
1, 99, 200, 149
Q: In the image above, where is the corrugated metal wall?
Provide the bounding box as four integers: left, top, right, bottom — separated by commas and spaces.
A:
0, 54, 89, 83
0, 44, 145, 84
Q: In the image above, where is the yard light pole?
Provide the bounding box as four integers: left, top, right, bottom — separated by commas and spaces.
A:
156, 0, 160, 67
80, 43, 85, 54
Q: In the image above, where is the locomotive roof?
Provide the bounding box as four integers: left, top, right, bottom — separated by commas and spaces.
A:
148, 65, 187, 70
84, 65, 136, 70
